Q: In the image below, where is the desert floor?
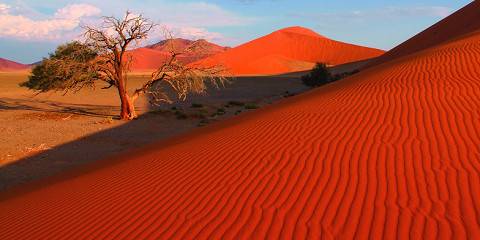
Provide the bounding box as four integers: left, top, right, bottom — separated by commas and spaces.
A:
0, 72, 307, 191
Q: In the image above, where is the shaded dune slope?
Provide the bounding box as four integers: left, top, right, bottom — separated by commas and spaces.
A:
366, 1, 480, 68
196, 26, 384, 75
2, 25, 480, 239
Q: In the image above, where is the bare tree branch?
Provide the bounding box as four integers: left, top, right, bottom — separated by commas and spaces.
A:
131, 30, 229, 104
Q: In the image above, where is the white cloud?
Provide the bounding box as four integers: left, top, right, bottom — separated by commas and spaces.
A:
0, 3, 9, 14
0, 4, 101, 40
0, 1, 252, 46
54, 4, 101, 20
172, 26, 224, 41
158, 2, 250, 27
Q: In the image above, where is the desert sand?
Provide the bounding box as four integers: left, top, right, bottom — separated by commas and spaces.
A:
196, 26, 385, 75
0, 72, 308, 190
1, 2, 480, 239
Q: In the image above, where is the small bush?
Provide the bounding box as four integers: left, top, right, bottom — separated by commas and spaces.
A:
198, 119, 210, 127
283, 91, 296, 98
191, 113, 207, 119
216, 108, 226, 115
150, 109, 170, 115
175, 111, 188, 119
244, 103, 259, 110
301, 63, 332, 87
228, 101, 245, 107
331, 69, 360, 81
191, 103, 204, 108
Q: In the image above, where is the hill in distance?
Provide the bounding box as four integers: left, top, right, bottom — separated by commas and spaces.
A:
0, 58, 30, 72
128, 38, 229, 71
195, 26, 385, 75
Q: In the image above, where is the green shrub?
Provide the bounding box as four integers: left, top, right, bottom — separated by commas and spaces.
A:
245, 103, 259, 110
283, 91, 296, 98
228, 101, 245, 107
301, 63, 332, 87
191, 103, 204, 108
175, 111, 188, 119
331, 69, 360, 81
190, 112, 207, 119
216, 108, 226, 115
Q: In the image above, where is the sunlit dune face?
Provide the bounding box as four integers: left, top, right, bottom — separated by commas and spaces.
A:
195, 26, 385, 76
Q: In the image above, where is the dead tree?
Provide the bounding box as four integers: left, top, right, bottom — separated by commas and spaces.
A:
23, 11, 227, 120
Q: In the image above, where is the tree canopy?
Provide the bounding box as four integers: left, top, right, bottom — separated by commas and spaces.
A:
21, 42, 101, 94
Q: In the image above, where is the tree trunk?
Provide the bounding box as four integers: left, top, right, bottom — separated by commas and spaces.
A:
125, 94, 137, 119
118, 93, 137, 120
117, 80, 137, 120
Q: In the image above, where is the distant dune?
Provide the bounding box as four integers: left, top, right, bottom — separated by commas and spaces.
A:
195, 26, 385, 75
2, 3, 480, 239
128, 38, 229, 71
0, 58, 30, 72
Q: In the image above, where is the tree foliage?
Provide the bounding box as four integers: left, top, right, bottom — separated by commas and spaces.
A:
21, 42, 100, 94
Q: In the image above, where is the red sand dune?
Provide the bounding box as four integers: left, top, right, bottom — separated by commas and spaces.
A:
0, 58, 29, 72
128, 38, 229, 71
2, 7, 480, 240
366, 1, 480, 68
195, 26, 385, 75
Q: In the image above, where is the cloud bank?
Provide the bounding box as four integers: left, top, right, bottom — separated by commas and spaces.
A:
0, 1, 251, 44
0, 3, 100, 40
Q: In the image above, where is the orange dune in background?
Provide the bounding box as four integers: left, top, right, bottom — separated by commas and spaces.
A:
126, 48, 172, 71
2, 3, 480, 239
127, 39, 229, 71
195, 26, 385, 75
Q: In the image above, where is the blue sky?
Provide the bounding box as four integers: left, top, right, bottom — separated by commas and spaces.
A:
0, 0, 472, 63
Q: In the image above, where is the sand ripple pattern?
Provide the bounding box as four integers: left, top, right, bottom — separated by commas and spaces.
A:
1, 31, 480, 240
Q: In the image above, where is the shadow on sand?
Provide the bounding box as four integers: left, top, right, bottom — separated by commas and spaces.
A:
0, 97, 119, 118
0, 74, 308, 192
0, 111, 201, 192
